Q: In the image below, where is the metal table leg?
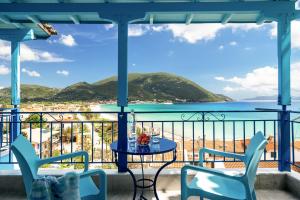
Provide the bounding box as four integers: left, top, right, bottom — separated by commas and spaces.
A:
153, 150, 177, 200
114, 152, 137, 200
114, 149, 177, 200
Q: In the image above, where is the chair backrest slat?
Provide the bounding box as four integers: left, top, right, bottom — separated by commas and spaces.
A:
11, 135, 40, 198
244, 132, 268, 192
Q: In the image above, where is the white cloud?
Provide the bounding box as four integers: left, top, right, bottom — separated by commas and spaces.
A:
128, 25, 150, 37
151, 23, 263, 44
104, 24, 115, 30
103, 23, 264, 43
152, 26, 165, 32
162, 24, 225, 43
223, 86, 236, 92
59, 34, 77, 47
215, 76, 225, 81
0, 40, 71, 62
56, 70, 69, 76
0, 65, 10, 75
22, 68, 40, 77
229, 41, 237, 46
244, 47, 252, 51
270, 21, 300, 49
215, 62, 300, 97
218, 45, 224, 50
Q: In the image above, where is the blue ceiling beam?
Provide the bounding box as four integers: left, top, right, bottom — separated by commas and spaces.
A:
0, 28, 35, 41
149, 14, 154, 24
221, 13, 232, 24
0, 2, 294, 15
185, 14, 194, 25
0, 15, 24, 28
27, 15, 41, 24
256, 14, 265, 25
70, 15, 80, 24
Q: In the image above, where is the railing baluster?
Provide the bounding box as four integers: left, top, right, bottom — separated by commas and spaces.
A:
101, 122, 104, 163
243, 121, 246, 153
253, 121, 256, 135
172, 122, 174, 141
111, 122, 114, 162
212, 121, 215, 162
162, 122, 164, 162
193, 121, 195, 164
182, 121, 185, 162
50, 122, 53, 157
233, 121, 235, 161
223, 121, 225, 161
60, 122, 63, 163
81, 122, 84, 151
202, 116, 205, 149
40, 113, 43, 159
263, 121, 266, 161
92, 122, 94, 163
274, 120, 277, 161
292, 122, 295, 165
29, 123, 32, 143
71, 122, 73, 163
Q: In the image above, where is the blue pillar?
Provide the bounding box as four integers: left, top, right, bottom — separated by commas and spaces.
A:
117, 20, 129, 172
117, 21, 128, 107
278, 106, 290, 171
10, 40, 21, 141
117, 107, 128, 172
277, 15, 291, 171
11, 41, 21, 106
277, 15, 291, 106
0, 115, 3, 148
99, 13, 144, 172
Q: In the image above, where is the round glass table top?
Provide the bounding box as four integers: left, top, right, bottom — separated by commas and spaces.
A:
110, 138, 176, 155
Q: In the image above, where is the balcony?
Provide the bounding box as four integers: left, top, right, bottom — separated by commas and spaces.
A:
0, 109, 299, 199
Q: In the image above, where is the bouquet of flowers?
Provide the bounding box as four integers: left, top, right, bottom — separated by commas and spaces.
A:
137, 133, 151, 146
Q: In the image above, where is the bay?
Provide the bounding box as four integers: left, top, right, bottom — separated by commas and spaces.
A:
99, 101, 300, 140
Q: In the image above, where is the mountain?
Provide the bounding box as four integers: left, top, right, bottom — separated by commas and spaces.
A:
0, 73, 232, 103
244, 95, 300, 101
243, 96, 277, 101
0, 84, 59, 103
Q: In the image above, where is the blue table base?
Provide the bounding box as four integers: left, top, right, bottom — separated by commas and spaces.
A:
113, 150, 177, 200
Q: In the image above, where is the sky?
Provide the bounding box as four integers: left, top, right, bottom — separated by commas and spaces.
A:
1, 21, 300, 100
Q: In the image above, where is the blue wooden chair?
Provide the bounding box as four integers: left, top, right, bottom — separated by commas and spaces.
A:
11, 134, 107, 200
181, 132, 268, 200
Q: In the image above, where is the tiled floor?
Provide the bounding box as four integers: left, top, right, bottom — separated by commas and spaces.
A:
0, 190, 298, 200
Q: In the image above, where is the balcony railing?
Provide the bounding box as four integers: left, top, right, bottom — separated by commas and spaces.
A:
0, 109, 298, 171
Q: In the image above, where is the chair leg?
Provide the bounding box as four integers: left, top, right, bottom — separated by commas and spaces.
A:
251, 190, 257, 200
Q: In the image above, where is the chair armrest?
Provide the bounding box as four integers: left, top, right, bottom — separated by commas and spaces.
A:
181, 164, 243, 182
38, 151, 89, 171
80, 169, 107, 199
80, 169, 106, 178
199, 148, 245, 166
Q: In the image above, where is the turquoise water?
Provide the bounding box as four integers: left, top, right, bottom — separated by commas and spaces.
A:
100, 101, 300, 140
100, 101, 300, 120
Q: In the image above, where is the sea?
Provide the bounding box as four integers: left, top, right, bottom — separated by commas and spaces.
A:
99, 101, 300, 140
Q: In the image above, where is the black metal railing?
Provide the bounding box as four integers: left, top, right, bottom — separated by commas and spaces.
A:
290, 111, 300, 170
0, 110, 284, 170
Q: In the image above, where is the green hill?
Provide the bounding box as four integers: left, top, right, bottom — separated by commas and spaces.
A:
0, 84, 59, 103
0, 73, 232, 103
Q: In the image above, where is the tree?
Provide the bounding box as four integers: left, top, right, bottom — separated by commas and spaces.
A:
79, 106, 100, 120
24, 114, 47, 129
